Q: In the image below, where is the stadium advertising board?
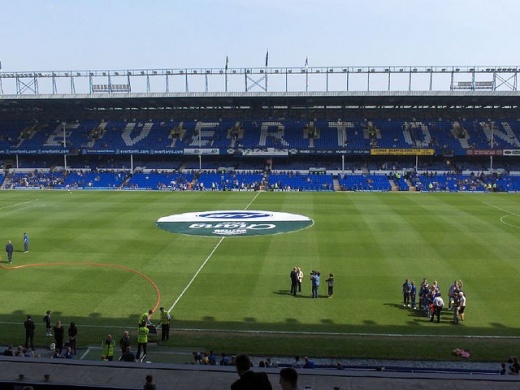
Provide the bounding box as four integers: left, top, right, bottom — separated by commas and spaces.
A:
465, 149, 503, 156
6, 149, 68, 155
297, 149, 370, 155
370, 148, 435, 156
83, 149, 117, 154
503, 149, 520, 156
151, 149, 184, 155
184, 148, 220, 155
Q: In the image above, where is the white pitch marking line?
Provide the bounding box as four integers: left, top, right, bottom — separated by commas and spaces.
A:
483, 201, 520, 218
483, 201, 520, 228
0, 199, 39, 211
244, 190, 261, 210
168, 236, 225, 313
167, 190, 262, 313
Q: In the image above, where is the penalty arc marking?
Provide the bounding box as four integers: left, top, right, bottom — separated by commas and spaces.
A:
0, 262, 161, 314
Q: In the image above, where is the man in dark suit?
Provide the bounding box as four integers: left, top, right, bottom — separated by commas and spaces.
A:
24, 315, 35, 350
231, 354, 272, 390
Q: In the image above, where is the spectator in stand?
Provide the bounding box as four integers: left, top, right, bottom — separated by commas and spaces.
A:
303, 356, 315, 368
192, 351, 203, 364
291, 355, 302, 368
279, 367, 299, 390
120, 346, 136, 362
3, 345, 14, 356
508, 356, 520, 375
208, 350, 217, 365
143, 374, 157, 390
63, 346, 74, 359
231, 354, 273, 390
220, 352, 232, 366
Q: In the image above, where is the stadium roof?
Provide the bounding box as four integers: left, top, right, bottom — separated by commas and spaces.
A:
1, 91, 520, 118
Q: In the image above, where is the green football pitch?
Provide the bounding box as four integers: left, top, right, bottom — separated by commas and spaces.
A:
1, 190, 519, 362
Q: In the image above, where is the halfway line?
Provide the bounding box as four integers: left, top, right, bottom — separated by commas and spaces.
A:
167, 191, 262, 313
168, 236, 225, 313
0, 200, 38, 210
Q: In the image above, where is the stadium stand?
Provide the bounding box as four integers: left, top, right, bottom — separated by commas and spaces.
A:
2, 116, 520, 192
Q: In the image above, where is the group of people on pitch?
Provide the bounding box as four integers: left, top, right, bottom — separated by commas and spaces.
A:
402, 278, 466, 323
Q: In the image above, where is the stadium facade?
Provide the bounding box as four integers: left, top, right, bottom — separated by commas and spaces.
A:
1, 64, 520, 192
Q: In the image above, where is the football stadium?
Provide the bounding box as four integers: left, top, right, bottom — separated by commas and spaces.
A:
1, 63, 520, 389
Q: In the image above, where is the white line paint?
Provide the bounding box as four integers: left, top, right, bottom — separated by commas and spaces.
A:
244, 190, 261, 210
0, 320, 514, 340
167, 191, 262, 313
0, 200, 40, 216
483, 201, 520, 228
167, 236, 225, 313
0, 200, 38, 210
483, 201, 520, 218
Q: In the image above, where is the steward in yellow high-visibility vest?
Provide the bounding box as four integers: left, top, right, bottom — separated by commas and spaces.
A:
136, 322, 149, 361
159, 307, 172, 342
139, 309, 153, 325
101, 334, 116, 361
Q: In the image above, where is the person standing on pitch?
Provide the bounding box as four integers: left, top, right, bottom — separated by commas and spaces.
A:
68, 321, 78, 355
310, 271, 320, 299
326, 273, 334, 298
159, 307, 171, 341
23, 233, 29, 253
119, 330, 131, 355
136, 321, 149, 362
5, 240, 14, 263
53, 320, 65, 355
139, 309, 153, 326
297, 267, 304, 293
290, 267, 298, 296
402, 279, 411, 307
24, 315, 35, 351
101, 334, 116, 361
43, 310, 52, 336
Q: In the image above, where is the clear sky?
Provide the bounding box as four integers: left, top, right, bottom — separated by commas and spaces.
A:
2, 0, 519, 73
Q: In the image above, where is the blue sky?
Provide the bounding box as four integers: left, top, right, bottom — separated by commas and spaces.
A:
2, 0, 519, 72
